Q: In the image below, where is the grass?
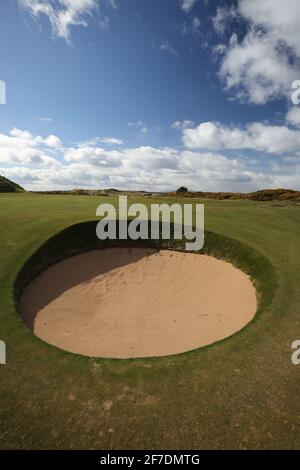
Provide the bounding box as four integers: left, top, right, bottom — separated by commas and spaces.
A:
0, 192, 300, 449
0, 175, 25, 193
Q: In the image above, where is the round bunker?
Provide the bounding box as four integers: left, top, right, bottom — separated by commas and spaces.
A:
19, 247, 257, 358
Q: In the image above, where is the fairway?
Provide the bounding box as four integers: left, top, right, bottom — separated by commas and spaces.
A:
0, 193, 300, 449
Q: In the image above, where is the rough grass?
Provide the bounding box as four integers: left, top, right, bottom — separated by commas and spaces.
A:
0, 175, 25, 193
33, 187, 300, 201
0, 193, 300, 449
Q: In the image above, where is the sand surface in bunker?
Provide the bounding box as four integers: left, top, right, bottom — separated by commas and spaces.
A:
20, 248, 257, 358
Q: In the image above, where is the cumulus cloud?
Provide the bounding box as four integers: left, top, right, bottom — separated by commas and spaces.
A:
213, 0, 300, 104
0, 128, 256, 191
1, 127, 300, 192
0, 128, 62, 166
98, 137, 124, 145
19, 0, 114, 43
183, 121, 300, 154
64, 145, 179, 171
64, 146, 122, 167
44, 134, 62, 148
212, 5, 237, 36
286, 108, 300, 128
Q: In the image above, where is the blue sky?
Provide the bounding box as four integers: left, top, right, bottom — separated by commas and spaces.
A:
0, 0, 300, 191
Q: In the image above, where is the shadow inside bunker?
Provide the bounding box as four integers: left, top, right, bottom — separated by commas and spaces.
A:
19, 246, 158, 331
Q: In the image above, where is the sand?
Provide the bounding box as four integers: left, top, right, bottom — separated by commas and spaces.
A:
19, 248, 257, 358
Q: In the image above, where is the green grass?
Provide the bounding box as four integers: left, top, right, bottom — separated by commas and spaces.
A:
0, 192, 300, 449
0, 175, 25, 193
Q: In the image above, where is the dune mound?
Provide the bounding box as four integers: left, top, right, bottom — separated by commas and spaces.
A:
0, 175, 24, 193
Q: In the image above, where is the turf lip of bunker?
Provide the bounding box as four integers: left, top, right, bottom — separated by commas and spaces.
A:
14, 220, 277, 361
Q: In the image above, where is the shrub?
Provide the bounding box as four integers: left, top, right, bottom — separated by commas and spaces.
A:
176, 186, 188, 193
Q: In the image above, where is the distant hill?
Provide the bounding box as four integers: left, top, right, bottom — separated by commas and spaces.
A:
179, 188, 300, 201
246, 189, 300, 201
32, 187, 300, 201
0, 175, 25, 193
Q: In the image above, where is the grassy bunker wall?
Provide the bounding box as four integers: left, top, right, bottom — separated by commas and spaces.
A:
14, 220, 277, 326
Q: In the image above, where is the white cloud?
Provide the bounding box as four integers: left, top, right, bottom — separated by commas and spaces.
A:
107, 0, 117, 10
192, 17, 201, 33
213, 0, 300, 104
64, 145, 179, 171
0, 128, 62, 166
160, 42, 178, 56
286, 108, 300, 128
64, 146, 122, 167
128, 121, 149, 133
44, 134, 62, 148
35, 116, 53, 122
181, 16, 201, 37
128, 120, 145, 128
99, 137, 124, 145
1, 127, 300, 192
212, 6, 237, 36
171, 120, 194, 130
79, 136, 124, 146
183, 121, 300, 154
19, 0, 114, 44
217, 31, 298, 104
9, 127, 62, 149
181, 0, 197, 14
239, 0, 300, 56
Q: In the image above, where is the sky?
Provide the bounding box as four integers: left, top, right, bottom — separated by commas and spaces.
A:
0, 0, 300, 191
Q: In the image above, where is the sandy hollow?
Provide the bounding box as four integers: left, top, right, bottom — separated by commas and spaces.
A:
19, 248, 257, 358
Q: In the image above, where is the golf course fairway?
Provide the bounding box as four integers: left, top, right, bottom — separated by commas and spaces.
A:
0, 193, 299, 449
